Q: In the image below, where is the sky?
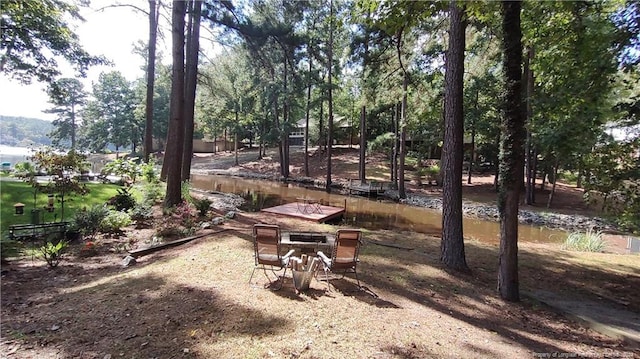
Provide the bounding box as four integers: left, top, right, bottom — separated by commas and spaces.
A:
0, 1, 169, 121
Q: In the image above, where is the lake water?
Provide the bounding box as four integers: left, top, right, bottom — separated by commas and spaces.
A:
191, 174, 566, 245
0, 145, 35, 166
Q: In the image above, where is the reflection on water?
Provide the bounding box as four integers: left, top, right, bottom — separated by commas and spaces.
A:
191, 174, 565, 244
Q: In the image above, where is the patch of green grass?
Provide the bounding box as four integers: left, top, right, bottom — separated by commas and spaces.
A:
561, 229, 606, 252
0, 179, 122, 232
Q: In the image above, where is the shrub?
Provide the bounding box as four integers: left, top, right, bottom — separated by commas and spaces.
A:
100, 210, 132, 233
193, 197, 212, 217
130, 202, 154, 226
141, 159, 159, 184
174, 201, 197, 228
102, 157, 142, 183
13, 161, 36, 177
41, 240, 68, 267
181, 181, 193, 204
141, 182, 163, 204
154, 223, 182, 241
561, 229, 606, 252
71, 205, 109, 240
109, 187, 137, 211
424, 165, 441, 185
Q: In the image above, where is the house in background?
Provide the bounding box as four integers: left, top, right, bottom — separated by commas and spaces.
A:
289, 116, 358, 147
193, 138, 239, 153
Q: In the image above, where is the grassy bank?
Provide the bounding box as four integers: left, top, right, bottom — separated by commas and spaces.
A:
0, 179, 121, 231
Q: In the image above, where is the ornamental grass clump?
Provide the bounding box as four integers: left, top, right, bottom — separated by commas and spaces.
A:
561, 229, 606, 252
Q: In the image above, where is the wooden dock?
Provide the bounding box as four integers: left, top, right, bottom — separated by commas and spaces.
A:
261, 202, 345, 223
347, 179, 395, 197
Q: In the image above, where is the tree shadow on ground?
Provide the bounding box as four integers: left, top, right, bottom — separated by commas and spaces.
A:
1, 272, 291, 358
358, 229, 638, 355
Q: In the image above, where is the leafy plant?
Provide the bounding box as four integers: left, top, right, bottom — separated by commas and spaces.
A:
174, 201, 197, 230
100, 210, 132, 233
26, 149, 90, 221
561, 230, 606, 252
367, 132, 396, 159
141, 182, 163, 205
141, 159, 159, 184
130, 202, 154, 227
13, 161, 36, 176
41, 240, 68, 267
71, 204, 109, 240
424, 165, 441, 186
109, 187, 136, 211
193, 197, 212, 217
154, 223, 182, 241
181, 181, 193, 204
102, 157, 142, 183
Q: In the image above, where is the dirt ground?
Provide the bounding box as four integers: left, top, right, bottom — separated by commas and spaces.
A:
1, 147, 639, 358
194, 146, 605, 215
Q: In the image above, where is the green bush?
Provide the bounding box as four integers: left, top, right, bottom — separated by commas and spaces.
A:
102, 157, 142, 183
423, 164, 441, 185
193, 197, 212, 217
181, 181, 193, 204
109, 187, 137, 211
100, 210, 132, 233
13, 161, 36, 176
41, 240, 68, 267
130, 202, 154, 226
141, 182, 163, 204
141, 159, 159, 184
71, 205, 109, 240
561, 229, 606, 252
558, 171, 579, 184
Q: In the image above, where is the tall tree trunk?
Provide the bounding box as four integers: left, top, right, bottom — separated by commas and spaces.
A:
392, 103, 399, 184
275, 98, 284, 177
71, 103, 76, 150
325, 0, 334, 191
493, 135, 500, 191
497, 0, 525, 302
144, 0, 159, 162
576, 162, 583, 188
531, 147, 537, 203
234, 124, 239, 166
547, 159, 560, 208
282, 53, 290, 179
467, 89, 477, 185
441, 0, 469, 272
319, 89, 324, 149
359, 4, 370, 183
163, 0, 187, 208
398, 75, 408, 199
359, 105, 366, 183
304, 52, 313, 177
524, 47, 535, 205
181, 0, 201, 181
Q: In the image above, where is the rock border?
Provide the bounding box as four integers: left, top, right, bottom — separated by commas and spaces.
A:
191, 168, 620, 234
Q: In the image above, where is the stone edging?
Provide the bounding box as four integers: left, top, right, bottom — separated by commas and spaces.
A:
191, 168, 620, 234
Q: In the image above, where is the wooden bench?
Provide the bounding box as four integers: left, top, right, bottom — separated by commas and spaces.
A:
8, 222, 70, 242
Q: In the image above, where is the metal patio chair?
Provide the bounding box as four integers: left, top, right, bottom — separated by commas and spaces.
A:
317, 229, 363, 290
249, 224, 295, 290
